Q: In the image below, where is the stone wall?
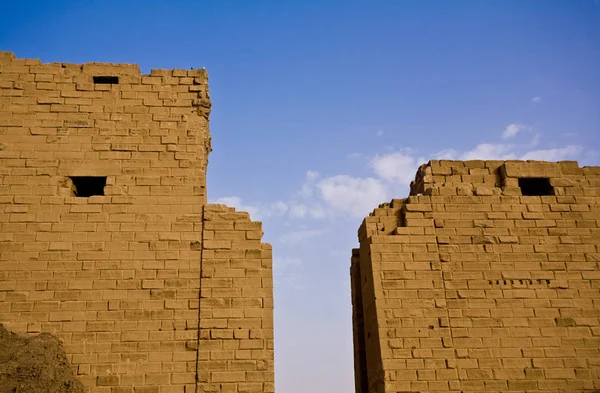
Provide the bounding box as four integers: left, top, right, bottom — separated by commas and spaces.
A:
352, 160, 600, 393
0, 52, 274, 393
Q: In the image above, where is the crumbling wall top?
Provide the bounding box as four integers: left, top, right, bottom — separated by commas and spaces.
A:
0, 51, 211, 119
409, 159, 600, 197
0, 51, 208, 78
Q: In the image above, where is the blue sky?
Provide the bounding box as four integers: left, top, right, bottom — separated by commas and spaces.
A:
2, 1, 599, 391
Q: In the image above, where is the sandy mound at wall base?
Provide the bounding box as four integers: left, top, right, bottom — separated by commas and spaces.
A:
0, 324, 83, 393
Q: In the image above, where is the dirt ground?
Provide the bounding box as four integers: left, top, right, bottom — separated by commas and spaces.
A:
0, 324, 83, 393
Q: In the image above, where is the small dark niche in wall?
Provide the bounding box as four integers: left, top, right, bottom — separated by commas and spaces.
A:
518, 177, 554, 196
70, 176, 106, 197
93, 76, 119, 84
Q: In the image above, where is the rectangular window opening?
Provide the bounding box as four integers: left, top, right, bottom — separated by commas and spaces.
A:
518, 177, 554, 196
70, 176, 106, 197
93, 76, 119, 84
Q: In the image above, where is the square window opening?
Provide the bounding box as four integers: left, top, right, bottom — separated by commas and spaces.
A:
70, 176, 106, 197
518, 177, 554, 196
93, 76, 119, 84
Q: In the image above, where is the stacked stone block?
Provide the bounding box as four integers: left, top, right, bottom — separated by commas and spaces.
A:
198, 205, 274, 393
352, 160, 600, 393
0, 52, 274, 393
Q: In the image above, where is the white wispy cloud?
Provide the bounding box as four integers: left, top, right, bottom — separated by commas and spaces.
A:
299, 170, 320, 198
282, 170, 393, 219
460, 143, 518, 160
288, 203, 326, 219
289, 204, 308, 219
210, 196, 288, 221
316, 175, 389, 217
531, 96, 542, 104
453, 142, 583, 162
211, 196, 261, 218
376, 130, 384, 137
502, 123, 530, 139
452, 123, 584, 161
434, 148, 459, 160
521, 145, 583, 161
278, 228, 329, 245
272, 256, 304, 290
370, 150, 418, 185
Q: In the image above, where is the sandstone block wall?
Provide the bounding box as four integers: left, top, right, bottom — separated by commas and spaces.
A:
199, 205, 274, 393
0, 52, 274, 393
352, 160, 600, 393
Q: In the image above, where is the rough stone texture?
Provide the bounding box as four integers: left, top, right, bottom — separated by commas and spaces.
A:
0, 323, 84, 393
352, 160, 600, 393
0, 52, 274, 393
